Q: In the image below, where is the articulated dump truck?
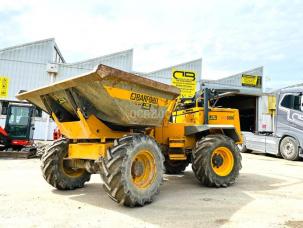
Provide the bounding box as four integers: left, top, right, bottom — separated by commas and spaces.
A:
17, 65, 242, 207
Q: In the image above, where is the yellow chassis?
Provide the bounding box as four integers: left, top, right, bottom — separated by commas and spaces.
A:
53, 106, 242, 161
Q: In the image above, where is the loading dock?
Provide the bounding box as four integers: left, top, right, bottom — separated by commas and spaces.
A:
202, 67, 263, 132
215, 95, 258, 132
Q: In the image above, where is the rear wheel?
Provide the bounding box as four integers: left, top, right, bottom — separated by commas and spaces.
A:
280, 136, 300, 161
192, 135, 242, 187
98, 134, 164, 207
164, 156, 189, 174
41, 139, 91, 190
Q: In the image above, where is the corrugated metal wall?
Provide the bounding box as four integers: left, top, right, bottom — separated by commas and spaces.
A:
0, 61, 49, 99
0, 39, 54, 100
0, 38, 54, 64
143, 59, 202, 88
56, 49, 133, 81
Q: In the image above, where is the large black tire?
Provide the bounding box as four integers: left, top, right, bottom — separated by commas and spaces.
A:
164, 156, 190, 174
279, 136, 300, 161
41, 139, 91, 190
192, 135, 242, 187
98, 134, 164, 207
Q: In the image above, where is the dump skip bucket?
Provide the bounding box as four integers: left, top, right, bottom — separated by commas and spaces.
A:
17, 65, 180, 127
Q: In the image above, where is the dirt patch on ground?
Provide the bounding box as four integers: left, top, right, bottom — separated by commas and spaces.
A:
215, 218, 229, 225
285, 220, 303, 228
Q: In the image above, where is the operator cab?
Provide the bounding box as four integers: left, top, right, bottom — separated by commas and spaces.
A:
4, 103, 35, 148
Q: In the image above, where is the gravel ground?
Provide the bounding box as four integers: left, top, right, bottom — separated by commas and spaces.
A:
0, 153, 303, 228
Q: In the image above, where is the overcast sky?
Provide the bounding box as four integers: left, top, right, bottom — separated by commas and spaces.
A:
0, 0, 302, 89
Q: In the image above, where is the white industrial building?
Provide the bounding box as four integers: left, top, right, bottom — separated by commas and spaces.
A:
202, 67, 266, 133
0, 38, 268, 140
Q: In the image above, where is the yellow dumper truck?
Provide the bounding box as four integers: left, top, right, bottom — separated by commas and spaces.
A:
17, 65, 242, 207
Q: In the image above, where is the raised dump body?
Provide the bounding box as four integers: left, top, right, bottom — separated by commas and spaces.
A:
17, 65, 180, 127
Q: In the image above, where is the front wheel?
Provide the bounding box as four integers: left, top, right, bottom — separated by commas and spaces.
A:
98, 134, 164, 207
280, 136, 300, 161
192, 135, 242, 187
41, 139, 91, 190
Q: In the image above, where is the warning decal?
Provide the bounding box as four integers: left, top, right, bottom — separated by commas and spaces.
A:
0, 77, 9, 98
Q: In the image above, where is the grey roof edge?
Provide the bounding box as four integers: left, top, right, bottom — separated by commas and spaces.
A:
0, 38, 55, 53
277, 83, 303, 92
146, 58, 202, 75
54, 42, 66, 63
66, 49, 134, 66
202, 82, 263, 92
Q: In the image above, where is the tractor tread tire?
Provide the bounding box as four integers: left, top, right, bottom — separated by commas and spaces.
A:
41, 139, 91, 190
192, 134, 242, 187
99, 134, 164, 207
164, 157, 189, 174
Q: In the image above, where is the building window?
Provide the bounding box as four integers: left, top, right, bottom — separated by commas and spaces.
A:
281, 94, 302, 111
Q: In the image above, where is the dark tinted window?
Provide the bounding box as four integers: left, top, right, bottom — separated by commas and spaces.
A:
7, 106, 31, 139
281, 94, 301, 111
34, 107, 43, 117
8, 106, 30, 126
0, 101, 9, 115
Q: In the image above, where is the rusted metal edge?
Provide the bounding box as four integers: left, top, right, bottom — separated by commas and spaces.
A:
96, 65, 180, 96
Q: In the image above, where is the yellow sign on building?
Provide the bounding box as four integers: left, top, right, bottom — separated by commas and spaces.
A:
0, 77, 9, 98
172, 69, 196, 98
241, 74, 261, 87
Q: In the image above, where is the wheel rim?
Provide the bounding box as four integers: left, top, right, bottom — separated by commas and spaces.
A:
61, 148, 85, 177
62, 160, 85, 177
283, 140, 295, 156
211, 147, 234, 176
131, 149, 157, 189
